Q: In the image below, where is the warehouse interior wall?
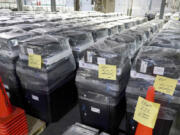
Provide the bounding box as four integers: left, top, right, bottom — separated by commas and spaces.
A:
23, 0, 74, 11
79, 0, 93, 11
0, 0, 180, 13
0, 0, 74, 11
0, 0, 17, 9
115, 0, 180, 16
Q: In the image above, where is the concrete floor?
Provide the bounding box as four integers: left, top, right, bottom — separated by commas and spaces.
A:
40, 105, 126, 135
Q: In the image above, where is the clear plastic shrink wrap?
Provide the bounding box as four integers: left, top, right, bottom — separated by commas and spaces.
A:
149, 20, 180, 49
0, 29, 37, 89
126, 46, 180, 110
16, 35, 76, 91
76, 39, 131, 97
79, 25, 109, 42
53, 30, 94, 63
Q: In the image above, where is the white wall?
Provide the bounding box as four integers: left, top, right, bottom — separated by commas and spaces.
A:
23, 0, 74, 11
115, 0, 128, 14
132, 0, 149, 16
115, 0, 174, 16
79, 0, 92, 11
24, 0, 74, 7
0, 0, 17, 9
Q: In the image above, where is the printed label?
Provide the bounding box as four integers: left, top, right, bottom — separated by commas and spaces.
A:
133, 97, 160, 129
87, 51, 93, 63
32, 95, 39, 101
153, 66, 164, 75
154, 75, 177, 96
91, 107, 100, 114
140, 60, 148, 73
97, 57, 106, 64
79, 61, 98, 70
27, 48, 34, 54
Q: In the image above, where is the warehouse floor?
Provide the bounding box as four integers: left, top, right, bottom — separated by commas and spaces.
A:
40, 104, 126, 135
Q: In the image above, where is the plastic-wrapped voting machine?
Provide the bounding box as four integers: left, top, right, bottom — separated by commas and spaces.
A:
129, 26, 151, 44
126, 98, 176, 135
121, 29, 144, 51
0, 29, 37, 106
163, 20, 180, 30
16, 35, 77, 122
76, 39, 129, 134
55, 30, 94, 63
63, 123, 99, 135
0, 29, 37, 87
126, 46, 180, 109
107, 33, 137, 59
79, 25, 109, 42
30, 26, 69, 35
120, 19, 135, 29
10, 24, 42, 31
148, 21, 180, 49
125, 46, 180, 135
0, 27, 13, 33
0, 19, 24, 27
97, 23, 119, 36
17, 35, 76, 91
142, 20, 164, 36
113, 22, 125, 33
76, 39, 131, 97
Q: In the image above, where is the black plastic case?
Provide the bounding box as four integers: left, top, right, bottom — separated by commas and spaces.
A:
78, 89, 126, 135
24, 74, 77, 123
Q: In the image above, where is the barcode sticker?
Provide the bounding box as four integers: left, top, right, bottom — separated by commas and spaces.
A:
153, 67, 164, 75
87, 51, 93, 63
32, 95, 39, 101
97, 57, 106, 64
27, 48, 34, 54
91, 107, 100, 114
140, 61, 148, 73
79, 61, 98, 70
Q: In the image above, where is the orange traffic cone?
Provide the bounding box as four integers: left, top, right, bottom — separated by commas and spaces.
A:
0, 78, 13, 118
0, 77, 28, 135
135, 86, 155, 135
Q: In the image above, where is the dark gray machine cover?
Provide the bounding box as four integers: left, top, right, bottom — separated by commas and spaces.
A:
76, 39, 131, 97
54, 30, 94, 63
0, 29, 37, 89
126, 46, 180, 116
16, 35, 76, 92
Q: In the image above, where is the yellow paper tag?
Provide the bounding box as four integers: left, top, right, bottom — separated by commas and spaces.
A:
98, 64, 116, 80
28, 54, 42, 69
133, 97, 160, 129
154, 75, 177, 96
175, 17, 179, 21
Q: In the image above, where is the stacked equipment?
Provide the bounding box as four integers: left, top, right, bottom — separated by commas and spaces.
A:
76, 38, 131, 134
0, 29, 37, 107
16, 35, 77, 122
126, 19, 180, 135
